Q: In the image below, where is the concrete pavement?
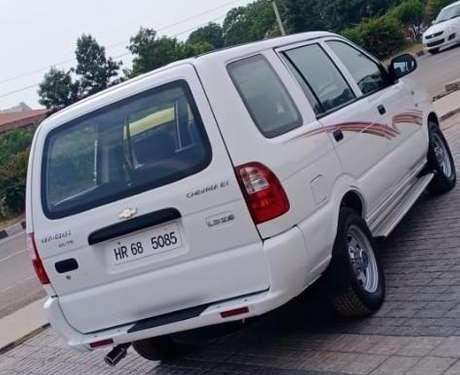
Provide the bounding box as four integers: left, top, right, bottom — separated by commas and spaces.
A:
411, 45, 460, 97
435, 90, 460, 123
0, 299, 47, 354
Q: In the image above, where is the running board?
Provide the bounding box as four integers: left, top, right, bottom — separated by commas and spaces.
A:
372, 173, 434, 238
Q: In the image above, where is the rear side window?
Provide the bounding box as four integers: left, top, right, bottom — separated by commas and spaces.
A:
228, 55, 302, 138
327, 41, 388, 95
42, 80, 211, 219
283, 44, 355, 114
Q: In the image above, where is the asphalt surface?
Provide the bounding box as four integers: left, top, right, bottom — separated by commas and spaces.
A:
0, 44, 459, 321
411, 45, 460, 96
0, 233, 44, 319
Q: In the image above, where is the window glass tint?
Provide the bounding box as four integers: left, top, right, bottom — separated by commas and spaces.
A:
43, 81, 211, 219
228, 55, 301, 138
284, 44, 355, 114
284, 59, 322, 115
327, 41, 387, 95
436, 4, 460, 23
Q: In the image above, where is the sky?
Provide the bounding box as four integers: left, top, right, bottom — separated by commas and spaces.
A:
0, 0, 252, 110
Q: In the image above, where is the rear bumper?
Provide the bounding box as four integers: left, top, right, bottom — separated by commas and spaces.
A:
45, 225, 326, 352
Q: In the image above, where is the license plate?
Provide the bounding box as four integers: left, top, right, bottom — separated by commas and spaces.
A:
109, 223, 182, 266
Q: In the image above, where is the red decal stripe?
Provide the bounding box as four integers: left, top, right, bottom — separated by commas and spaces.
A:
288, 111, 423, 142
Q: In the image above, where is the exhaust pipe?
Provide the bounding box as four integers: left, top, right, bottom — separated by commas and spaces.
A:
104, 343, 131, 367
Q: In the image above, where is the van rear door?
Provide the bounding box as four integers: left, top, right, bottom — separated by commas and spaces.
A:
30, 65, 270, 334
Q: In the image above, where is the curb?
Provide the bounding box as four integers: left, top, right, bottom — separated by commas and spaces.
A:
0, 323, 50, 355
441, 107, 460, 122
0, 220, 26, 240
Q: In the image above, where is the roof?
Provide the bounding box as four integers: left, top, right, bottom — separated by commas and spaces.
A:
0, 109, 49, 134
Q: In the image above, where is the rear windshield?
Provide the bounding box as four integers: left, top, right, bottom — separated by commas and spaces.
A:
42, 80, 211, 219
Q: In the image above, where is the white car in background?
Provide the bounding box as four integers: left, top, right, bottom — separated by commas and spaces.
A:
423, 0, 460, 54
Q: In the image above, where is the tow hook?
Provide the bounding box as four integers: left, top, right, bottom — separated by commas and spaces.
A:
104, 343, 131, 367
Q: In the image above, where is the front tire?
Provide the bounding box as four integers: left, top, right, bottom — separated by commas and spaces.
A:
427, 121, 456, 195
326, 208, 385, 317
428, 48, 440, 54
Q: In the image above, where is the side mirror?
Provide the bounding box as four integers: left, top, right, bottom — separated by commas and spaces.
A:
389, 54, 418, 80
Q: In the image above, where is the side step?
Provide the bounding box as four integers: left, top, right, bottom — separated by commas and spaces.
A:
372, 173, 434, 238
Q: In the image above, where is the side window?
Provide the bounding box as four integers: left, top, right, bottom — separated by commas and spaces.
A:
46, 125, 97, 206
327, 41, 388, 96
284, 44, 355, 114
228, 55, 302, 138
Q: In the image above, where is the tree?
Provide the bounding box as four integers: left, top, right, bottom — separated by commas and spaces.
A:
343, 15, 406, 59
323, 0, 395, 31
128, 27, 214, 77
391, 0, 425, 40
222, 0, 279, 46
187, 22, 224, 49
75, 34, 121, 97
38, 67, 80, 111
181, 41, 214, 57
283, 0, 327, 33
128, 28, 184, 76
38, 34, 121, 110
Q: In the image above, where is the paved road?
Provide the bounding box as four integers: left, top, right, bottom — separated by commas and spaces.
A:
412, 45, 460, 96
0, 233, 44, 319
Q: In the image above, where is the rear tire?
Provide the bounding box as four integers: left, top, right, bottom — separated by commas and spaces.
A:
428, 48, 440, 54
427, 121, 456, 195
326, 208, 385, 317
132, 336, 184, 362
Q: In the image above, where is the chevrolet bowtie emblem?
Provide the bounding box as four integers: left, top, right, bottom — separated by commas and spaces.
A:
118, 208, 138, 220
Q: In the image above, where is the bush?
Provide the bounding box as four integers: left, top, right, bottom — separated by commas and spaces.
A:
389, 0, 425, 40
0, 127, 35, 218
391, 0, 425, 26
343, 15, 406, 59
0, 149, 29, 217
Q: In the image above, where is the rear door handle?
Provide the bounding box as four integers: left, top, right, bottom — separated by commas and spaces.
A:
333, 129, 344, 142
378, 105, 386, 115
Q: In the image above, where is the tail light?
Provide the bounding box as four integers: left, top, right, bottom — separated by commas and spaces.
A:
235, 162, 290, 224
27, 233, 50, 285
90, 339, 114, 348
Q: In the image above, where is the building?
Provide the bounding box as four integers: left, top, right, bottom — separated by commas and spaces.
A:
0, 108, 49, 134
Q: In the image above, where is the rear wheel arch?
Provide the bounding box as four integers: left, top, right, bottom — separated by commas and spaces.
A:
340, 190, 365, 218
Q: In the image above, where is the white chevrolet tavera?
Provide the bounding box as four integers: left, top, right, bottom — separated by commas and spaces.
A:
26, 32, 456, 365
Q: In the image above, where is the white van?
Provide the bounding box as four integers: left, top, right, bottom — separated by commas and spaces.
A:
26, 32, 456, 365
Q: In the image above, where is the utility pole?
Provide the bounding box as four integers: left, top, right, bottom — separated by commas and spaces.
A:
272, 0, 286, 36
